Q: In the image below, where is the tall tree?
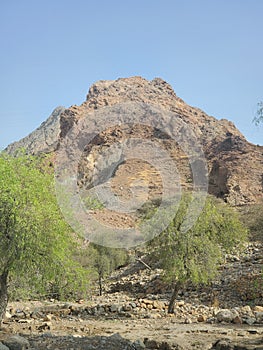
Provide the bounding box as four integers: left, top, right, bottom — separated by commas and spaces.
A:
90, 244, 128, 296
0, 153, 89, 323
146, 194, 247, 313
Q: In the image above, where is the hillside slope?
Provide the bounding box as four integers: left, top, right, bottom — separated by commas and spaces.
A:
6, 77, 263, 206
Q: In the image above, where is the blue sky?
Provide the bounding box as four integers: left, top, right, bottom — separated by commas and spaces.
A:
0, 0, 262, 150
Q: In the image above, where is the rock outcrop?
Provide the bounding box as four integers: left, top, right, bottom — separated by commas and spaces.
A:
6, 106, 65, 155
5, 77, 263, 206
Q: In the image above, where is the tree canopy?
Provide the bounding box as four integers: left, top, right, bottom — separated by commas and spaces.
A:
145, 194, 247, 312
0, 152, 90, 322
76, 243, 128, 296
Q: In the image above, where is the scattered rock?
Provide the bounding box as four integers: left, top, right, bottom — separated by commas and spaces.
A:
144, 339, 159, 349
176, 301, 185, 307
232, 315, 243, 324
211, 338, 263, 350
254, 306, 263, 313
197, 315, 207, 322
43, 314, 52, 322
110, 304, 121, 313
0, 343, 9, 350
241, 305, 253, 315
4, 312, 12, 320
244, 317, 256, 326
184, 317, 193, 324
133, 339, 146, 349
216, 309, 235, 323
211, 339, 233, 350
255, 312, 263, 322
3, 335, 30, 350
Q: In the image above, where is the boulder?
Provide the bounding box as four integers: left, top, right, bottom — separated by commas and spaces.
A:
3, 335, 30, 350
0, 343, 9, 350
216, 309, 235, 323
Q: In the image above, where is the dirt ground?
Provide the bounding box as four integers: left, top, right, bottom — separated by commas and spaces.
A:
0, 243, 262, 349
0, 301, 262, 350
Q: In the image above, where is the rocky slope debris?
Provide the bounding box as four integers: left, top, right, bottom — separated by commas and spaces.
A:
108, 242, 263, 309
0, 242, 262, 349
3, 294, 263, 327
1, 300, 263, 350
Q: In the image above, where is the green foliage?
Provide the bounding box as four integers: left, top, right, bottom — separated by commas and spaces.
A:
233, 271, 263, 302
92, 244, 128, 294
146, 194, 247, 286
0, 152, 90, 300
83, 196, 104, 210
239, 201, 263, 242
77, 243, 128, 295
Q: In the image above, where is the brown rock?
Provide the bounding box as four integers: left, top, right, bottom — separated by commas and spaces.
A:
6, 76, 263, 207
184, 317, 192, 324
176, 301, 185, 307
241, 305, 253, 316
233, 315, 243, 324
197, 314, 207, 322
254, 306, 263, 312
123, 304, 132, 312
43, 314, 52, 321
216, 309, 235, 323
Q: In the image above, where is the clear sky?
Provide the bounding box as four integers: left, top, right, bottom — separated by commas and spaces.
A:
0, 0, 262, 150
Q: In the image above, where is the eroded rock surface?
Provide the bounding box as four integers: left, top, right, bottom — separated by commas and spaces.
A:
6, 106, 65, 155
5, 77, 263, 206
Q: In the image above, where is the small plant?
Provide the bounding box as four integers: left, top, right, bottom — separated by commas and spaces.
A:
83, 196, 104, 210
233, 272, 263, 302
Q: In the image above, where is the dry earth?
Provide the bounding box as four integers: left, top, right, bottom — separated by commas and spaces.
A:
0, 300, 262, 350
0, 242, 262, 350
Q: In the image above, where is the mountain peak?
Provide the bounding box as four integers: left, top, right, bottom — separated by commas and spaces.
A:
5, 77, 263, 206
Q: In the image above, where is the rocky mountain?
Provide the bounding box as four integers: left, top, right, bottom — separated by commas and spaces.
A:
6, 77, 263, 207
5, 106, 65, 155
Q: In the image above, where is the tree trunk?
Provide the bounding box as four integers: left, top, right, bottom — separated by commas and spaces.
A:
168, 281, 183, 314
99, 274, 102, 296
0, 271, 8, 325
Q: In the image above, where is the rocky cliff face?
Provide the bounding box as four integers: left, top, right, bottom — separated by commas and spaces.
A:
6, 106, 65, 155
6, 77, 263, 206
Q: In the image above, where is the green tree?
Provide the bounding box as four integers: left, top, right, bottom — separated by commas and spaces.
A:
239, 201, 263, 242
146, 194, 247, 313
0, 153, 89, 323
253, 101, 263, 125
87, 244, 128, 296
